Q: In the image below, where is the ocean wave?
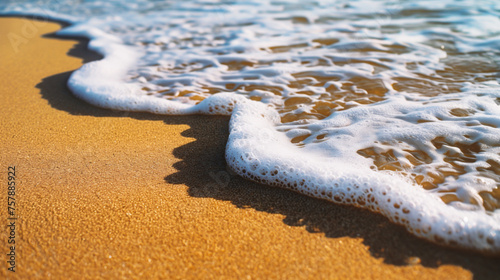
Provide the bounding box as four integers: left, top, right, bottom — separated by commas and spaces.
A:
2, 0, 499, 254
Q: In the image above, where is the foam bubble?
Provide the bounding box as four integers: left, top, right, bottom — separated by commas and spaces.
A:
226, 99, 500, 253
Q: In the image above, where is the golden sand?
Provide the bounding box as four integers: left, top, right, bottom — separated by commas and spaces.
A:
0, 17, 499, 279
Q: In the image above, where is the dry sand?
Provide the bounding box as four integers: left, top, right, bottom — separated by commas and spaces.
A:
0, 17, 499, 279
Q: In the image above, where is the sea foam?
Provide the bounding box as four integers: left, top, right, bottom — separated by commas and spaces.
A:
2, 0, 499, 254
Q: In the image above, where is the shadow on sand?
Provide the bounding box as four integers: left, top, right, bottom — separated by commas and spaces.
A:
31, 17, 499, 280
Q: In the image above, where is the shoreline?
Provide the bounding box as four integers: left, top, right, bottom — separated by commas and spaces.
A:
1, 16, 499, 279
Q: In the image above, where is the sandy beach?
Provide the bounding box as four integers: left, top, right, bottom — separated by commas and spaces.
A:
1, 17, 499, 279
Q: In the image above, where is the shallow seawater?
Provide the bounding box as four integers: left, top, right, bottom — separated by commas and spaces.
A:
2, 0, 499, 253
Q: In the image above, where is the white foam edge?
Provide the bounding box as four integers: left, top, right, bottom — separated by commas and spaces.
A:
50, 21, 243, 116
56, 23, 200, 114
225, 99, 500, 254
0, 11, 250, 116
59, 22, 500, 254
0, 11, 189, 114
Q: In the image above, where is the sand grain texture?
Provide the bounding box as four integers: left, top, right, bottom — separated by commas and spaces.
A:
0, 17, 499, 279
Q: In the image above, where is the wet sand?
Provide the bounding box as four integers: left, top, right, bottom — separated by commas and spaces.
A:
0, 17, 499, 279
